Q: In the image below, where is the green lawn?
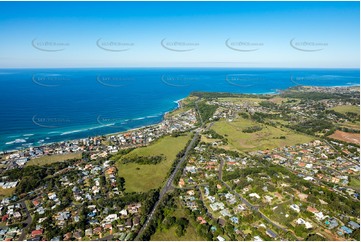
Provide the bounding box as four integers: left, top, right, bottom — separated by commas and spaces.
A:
212, 117, 314, 152
116, 134, 192, 192
26, 152, 81, 166
349, 178, 360, 191
0, 187, 15, 198
331, 105, 360, 115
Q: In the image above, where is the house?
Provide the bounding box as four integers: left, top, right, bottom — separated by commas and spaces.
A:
2, 214, 9, 222
85, 228, 93, 237
234, 204, 246, 213
217, 235, 225, 241
197, 216, 207, 224
127, 203, 141, 214
220, 209, 231, 217
303, 176, 314, 181
186, 190, 195, 196
348, 221, 360, 230
63, 232, 72, 241
340, 226, 353, 235
50, 236, 60, 241
13, 212, 22, 219
93, 227, 102, 235
133, 217, 140, 226
119, 209, 128, 217
178, 178, 185, 188
32, 199, 40, 207
73, 231, 82, 240
266, 229, 277, 239
325, 218, 339, 230
254, 236, 263, 241
48, 193, 57, 200
296, 218, 313, 229
104, 224, 112, 231
207, 196, 216, 203
125, 218, 132, 228
290, 204, 300, 213
264, 195, 273, 203
36, 207, 45, 215
230, 216, 239, 224
210, 202, 224, 211
88, 211, 96, 218
103, 214, 118, 223
249, 193, 260, 199
314, 212, 326, 221
218, 218, 226, 227
307, 206, 318, 214
31, 229, 43, 238
185, 166, 197, 173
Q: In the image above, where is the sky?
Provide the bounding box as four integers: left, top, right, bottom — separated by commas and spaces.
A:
0, 1, 359, 68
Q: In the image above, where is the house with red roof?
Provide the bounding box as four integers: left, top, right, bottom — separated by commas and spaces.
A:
2, 214, 9, 222
31, 229, 43, 238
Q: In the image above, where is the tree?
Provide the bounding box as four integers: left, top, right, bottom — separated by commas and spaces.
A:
351, 229, 360, 241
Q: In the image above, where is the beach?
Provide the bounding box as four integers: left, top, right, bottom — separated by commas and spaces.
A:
0, 68, 359, 152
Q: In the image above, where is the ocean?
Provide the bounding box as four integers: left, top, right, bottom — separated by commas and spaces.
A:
0, 68, 359, 152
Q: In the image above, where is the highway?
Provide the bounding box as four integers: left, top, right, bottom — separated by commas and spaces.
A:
134, 131, 200, 240
135, 99, 205, 240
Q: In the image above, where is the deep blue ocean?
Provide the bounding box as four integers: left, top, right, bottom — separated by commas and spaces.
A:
0, 68, 359, 152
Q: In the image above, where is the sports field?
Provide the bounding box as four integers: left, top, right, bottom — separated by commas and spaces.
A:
26, 152, 81, 166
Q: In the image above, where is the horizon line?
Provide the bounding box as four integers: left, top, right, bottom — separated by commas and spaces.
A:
0, 66, 360, 70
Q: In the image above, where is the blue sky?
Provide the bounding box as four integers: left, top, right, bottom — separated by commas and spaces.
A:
0, 1, 359, 68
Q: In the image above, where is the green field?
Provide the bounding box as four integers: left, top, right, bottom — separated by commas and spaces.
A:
211, 117, 314, 152
218, 97, 264, 104
0, 187, 15, 198
341, 121, 360, 130
331, 105, 360, 115
26, 152, 82, 166
349, 178, 360, 191
116, 134, 191, 192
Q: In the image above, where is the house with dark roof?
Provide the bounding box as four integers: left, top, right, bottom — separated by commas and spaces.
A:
325, 218, 339, 230
266, 229, 277, 238
125, 218, 132, 228
348, 221, 360, 230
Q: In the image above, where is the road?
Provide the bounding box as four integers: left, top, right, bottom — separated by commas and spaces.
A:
217, 156, 288, 235
324, 140, 359, 166
135, 99, 205, 240
18, 201, 32, 241
134, 131, 200, 240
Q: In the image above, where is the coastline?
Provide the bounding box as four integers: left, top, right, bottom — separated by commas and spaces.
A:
1, 84, 359, 154
0, 97, 187, 155
105, 97, 186, 137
